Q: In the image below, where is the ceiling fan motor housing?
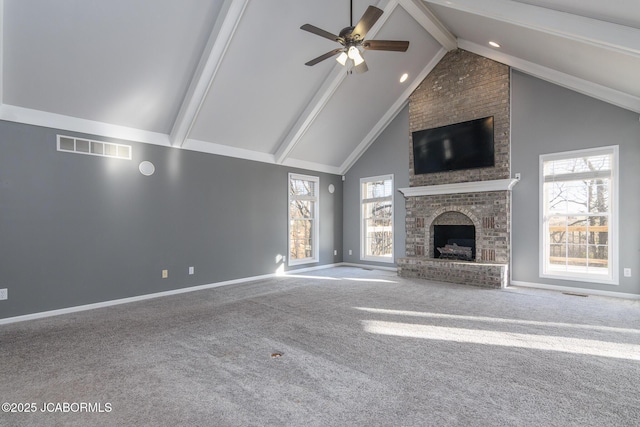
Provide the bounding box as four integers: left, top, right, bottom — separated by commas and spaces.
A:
340, 26, 360, 42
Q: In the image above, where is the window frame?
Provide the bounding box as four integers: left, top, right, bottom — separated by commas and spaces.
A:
288, 173, 320, 266
360, 174, 394, 263
539, 145, 619, 285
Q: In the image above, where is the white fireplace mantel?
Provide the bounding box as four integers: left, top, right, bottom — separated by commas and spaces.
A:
398, 178, 519, 197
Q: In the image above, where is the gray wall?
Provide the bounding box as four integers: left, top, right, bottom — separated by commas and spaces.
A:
0, 121, 343, 319
343, 105, 410, 266
511, 70, 640, 295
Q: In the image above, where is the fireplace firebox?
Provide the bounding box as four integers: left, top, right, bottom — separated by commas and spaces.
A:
433, 225, 475, 260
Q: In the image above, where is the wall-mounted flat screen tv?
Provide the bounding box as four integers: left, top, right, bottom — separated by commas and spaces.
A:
412, 116, 494, 174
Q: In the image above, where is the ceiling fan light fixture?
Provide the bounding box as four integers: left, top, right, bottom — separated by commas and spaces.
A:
348, 46, 364, 66
355, 60, 368, 74
336, 51, 348, 66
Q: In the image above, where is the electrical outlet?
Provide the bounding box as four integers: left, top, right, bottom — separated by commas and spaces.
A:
162, 269, 168, 279
349, 250, 352, 255
515, 173, 521, 180
334, 250, 337, 256
189, 266, 194, 275
0, 288, 7, 300
624, 268, 631, 277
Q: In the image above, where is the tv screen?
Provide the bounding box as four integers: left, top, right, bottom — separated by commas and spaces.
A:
412, 116, 494, 174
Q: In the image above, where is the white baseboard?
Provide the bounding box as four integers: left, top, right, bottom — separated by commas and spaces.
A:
0, 263, 361, 325
5, 268, 636, 325
0, 272, 285, 325
510, 280, 640, 300
283, 263, 344, 274
339, 262, 398, 272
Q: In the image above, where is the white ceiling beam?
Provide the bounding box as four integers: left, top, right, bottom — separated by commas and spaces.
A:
460, 40, 640, 113
397, 0, 457, 50
280, 158, 342, 176
181, 138, 341, 175
425, 0, 640, 58
0, 104, 173, 146
273, 66, 346, 165
183, 138, 276, 164
339, 47, 448, 175
169, 0, 249, 148
274, 0, 399, 165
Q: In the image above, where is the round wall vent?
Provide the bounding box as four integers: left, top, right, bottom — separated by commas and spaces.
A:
139, 161, 155, 176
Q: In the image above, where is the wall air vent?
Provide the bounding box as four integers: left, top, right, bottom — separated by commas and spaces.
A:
57, 135, 132, 160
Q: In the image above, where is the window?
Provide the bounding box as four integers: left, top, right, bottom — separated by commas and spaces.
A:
540, 146, 618, 284
361, 175, 394, 262
288, 173, 319, 265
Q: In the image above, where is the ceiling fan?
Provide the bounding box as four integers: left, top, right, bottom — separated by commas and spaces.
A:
301, 1, 409, 73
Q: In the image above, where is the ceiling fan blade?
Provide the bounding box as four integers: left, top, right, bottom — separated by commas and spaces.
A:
354, 60, 368, 74
363, 40, 410, 52
351, 6, 383, 40
305, 48, 344, 66
300, 24, 342, 43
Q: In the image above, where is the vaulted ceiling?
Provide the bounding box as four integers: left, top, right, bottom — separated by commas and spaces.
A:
1, 0, 639, 175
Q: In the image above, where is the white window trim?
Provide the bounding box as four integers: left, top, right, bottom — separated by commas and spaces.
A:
360, 174, 394, 263
539, 145, 619, 285
288, 173, 319, 266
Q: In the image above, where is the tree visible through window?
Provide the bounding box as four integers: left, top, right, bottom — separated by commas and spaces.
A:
361, 175, 393, 262
288, 174, 319, 265
541, 146, 618, 284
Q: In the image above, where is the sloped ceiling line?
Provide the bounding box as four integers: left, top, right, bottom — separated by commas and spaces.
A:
337, 0, 456, 174
397, 0, 456, 50
273, 0, 399, 165
340, 46, 448, 174
170, 0, 249, 148
273, 68, 348, 164
426, 0, 640, 58
461, 40, 640, 113
274, 0, 459, 168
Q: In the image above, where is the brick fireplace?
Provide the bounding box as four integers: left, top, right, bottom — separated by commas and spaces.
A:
396, 49, 515, 288
397, 182, 515, 288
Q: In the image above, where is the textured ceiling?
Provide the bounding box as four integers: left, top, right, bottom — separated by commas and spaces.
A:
1, 0, 638, 175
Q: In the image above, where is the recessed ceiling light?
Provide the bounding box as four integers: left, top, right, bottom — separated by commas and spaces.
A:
489, 41, 501, 48
400, 73, 409, 83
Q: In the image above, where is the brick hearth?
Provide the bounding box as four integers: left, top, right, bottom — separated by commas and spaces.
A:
397, 258, 508, 289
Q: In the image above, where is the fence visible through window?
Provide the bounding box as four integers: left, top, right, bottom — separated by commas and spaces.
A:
541, 146, 617, 284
